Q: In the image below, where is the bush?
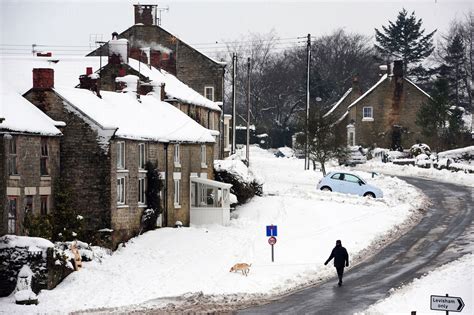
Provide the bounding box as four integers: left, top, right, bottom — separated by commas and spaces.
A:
23, 213, 53, 240
141, 161, 163, 232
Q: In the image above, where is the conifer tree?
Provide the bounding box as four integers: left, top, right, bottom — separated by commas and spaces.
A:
375, 9, 436, 75
438, 33, 469, 108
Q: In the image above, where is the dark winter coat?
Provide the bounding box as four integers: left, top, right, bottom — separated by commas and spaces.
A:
325, 244, 349, 268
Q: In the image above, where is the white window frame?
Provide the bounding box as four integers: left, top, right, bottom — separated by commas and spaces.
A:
117, 177, 126, 205
362, 107, 374, 121
138, 176, 146, 205
117, 141, 126, 169
204, 86, 214, 101
138, 143, 146, 170
201, 145, 207, 168
174, 143, 181, 167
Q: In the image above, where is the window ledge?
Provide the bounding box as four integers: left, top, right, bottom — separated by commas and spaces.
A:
201, 163, 208, 169
40, 176, 51, 181
9, 175, 21, 180
138, 169, 147, 173
174, 163, 181, 168
138, 204, 147, 208
362, 117, 374, 122
117, 204, 129, 208
174, 204, 181, 209
117, 169, 129, 173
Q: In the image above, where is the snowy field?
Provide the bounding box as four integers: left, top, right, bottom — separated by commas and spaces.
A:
1, 146, 471, 314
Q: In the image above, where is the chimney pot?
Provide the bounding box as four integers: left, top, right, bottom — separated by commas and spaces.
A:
393, 60, 403, 77
33, 68, 54, 89
86, 67, 93, 75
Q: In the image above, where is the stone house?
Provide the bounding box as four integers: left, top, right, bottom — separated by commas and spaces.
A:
22, 68, 231, 248
93, 38, 227, 159
88, 4, 228, 156
0, 76, 63, 236
328, 61, 432, 149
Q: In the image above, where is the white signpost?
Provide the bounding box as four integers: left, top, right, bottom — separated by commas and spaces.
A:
431, 295, 465, 313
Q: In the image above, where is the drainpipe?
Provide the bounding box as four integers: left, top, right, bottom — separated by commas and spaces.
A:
162, 141, 169, 227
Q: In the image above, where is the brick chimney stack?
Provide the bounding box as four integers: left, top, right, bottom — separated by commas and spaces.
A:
134, 4, 157, 26
352, 75, 361, 96
33, 68, 54, 89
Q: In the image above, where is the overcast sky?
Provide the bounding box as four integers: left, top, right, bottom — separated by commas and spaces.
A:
1, 0, 472, 58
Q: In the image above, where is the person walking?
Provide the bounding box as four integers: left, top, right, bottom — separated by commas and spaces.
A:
324, 240, 349, 286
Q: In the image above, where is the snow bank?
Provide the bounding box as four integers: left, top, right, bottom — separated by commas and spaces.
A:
0, 235, 53, 250
364, 254, 473, 314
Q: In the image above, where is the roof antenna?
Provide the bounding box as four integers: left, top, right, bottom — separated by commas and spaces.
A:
157, 5, 169, 26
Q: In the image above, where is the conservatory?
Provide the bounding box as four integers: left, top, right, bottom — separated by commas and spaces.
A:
190, 177, 232, 225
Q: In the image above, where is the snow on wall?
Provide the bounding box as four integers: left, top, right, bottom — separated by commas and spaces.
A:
0, 235, 53, 250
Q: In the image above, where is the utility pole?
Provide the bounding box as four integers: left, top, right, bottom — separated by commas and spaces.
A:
221, 65, 226, 159
246, 57, 251, 163
231, 53, 237, 155
305, 33, 311, 170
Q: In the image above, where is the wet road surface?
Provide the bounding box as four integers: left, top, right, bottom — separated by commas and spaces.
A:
237, 177, 473, 315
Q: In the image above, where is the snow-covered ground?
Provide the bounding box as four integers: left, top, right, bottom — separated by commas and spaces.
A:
362, 254, 473, 315
1, 146, 472, 314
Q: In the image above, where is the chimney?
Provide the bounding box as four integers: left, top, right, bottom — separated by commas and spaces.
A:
79, 68, 101, 98
134, 4, 157, 26
86, 67, 93, 75
393, 60, 403, 78
160, 83, 166, 101
33, 68, 54, 89
108, 33, 129, 65
352, 75, 361, 96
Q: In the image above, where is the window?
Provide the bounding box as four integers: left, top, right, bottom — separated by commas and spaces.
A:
344, 174, 361, 184
204, 86, 214, 101
8, 137, 18, 175
174, 144, 180, 167
201, 145, 207, 167
362, 107, 373, 120
8, 197, 17, 234
40, 137, 49, 176
117, 177, 126, 204
138, 177, 146, 204
40, 195, 48, 215
117, 142, 125, 169
138, 143, 146, 170
24, 196, 34, 215
174, 179, 180, 206
348, 131, 355, 146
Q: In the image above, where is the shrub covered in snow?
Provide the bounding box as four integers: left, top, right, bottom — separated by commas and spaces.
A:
214, 155, 263, 204
410, 143, 431, 157
274, 146, 295, 158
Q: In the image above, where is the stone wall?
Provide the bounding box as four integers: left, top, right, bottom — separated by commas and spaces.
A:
24, 90, 112, 246
0, 134, 60, 236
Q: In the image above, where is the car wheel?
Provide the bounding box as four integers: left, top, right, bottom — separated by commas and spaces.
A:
364, 192, 375, 198
321, 186, 332, 192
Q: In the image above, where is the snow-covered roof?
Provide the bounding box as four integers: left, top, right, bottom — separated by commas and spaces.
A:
0, 55, 103, 95
324, 87, 352, 118
54, 87, 215, 144
404, 77, 432, 99
0, 80, 62, 136
0, 55, 220, 111
348, 74, 388, 110
127, 59, 221, 111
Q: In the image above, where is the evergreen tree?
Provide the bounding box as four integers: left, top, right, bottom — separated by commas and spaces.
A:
52, 179, 84, 242
375, 9, 436, 76
438, 33, 469, 108
141, 161, 162, 232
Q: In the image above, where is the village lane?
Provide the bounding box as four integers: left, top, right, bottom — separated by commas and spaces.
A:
237, 176, 473, 315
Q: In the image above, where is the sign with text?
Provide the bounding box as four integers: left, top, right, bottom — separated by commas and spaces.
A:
430, 295, 465, 312
266, 225, 278, 237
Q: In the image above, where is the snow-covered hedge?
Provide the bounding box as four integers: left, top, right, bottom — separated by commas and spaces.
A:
214, 155, 263, 204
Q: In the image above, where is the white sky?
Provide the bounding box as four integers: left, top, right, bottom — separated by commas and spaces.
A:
1, 0, 472, 57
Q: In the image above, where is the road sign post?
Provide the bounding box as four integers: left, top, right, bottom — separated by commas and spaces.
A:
430, 294, 465, 314
268, 236, 277, 262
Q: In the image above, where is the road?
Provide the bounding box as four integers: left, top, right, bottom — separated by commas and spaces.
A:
238, 177, 473, 315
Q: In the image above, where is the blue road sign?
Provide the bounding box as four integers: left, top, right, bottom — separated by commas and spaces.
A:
266, 225, 278, 237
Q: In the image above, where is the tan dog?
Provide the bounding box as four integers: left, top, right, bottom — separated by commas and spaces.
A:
70, 242, 82, 271
229, 263, 252, 276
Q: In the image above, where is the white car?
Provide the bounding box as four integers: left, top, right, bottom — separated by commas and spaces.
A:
317, 171, 383, 198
